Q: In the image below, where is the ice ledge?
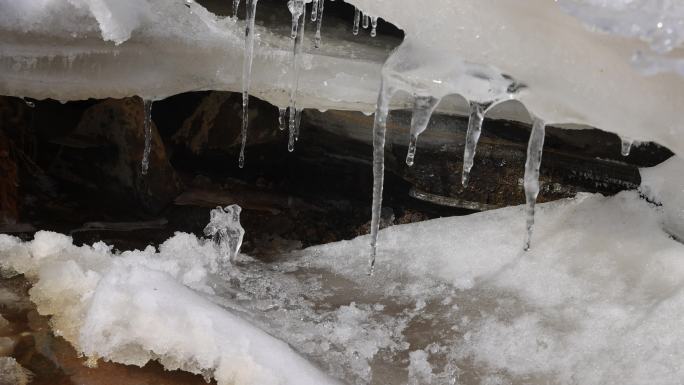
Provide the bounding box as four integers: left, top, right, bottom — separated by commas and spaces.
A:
1, 0, 683, 156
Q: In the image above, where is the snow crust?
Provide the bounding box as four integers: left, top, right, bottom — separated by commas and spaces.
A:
1, 157, 683, 384
1, 0, 684, 155
0, 232, 338, 385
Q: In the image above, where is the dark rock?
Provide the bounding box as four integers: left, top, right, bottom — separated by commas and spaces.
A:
57, 97, 182, 213
0, 129, 19, 224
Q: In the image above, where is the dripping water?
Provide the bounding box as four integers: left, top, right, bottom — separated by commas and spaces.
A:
287, 0, 306, 152
621, 137, 633, 156
353, 8, 360, 35
141, 99, 153, 176
370, 16, 378, 37
405, 96, 440, 167
461, 102, 487, 187
314, 0, 325, 48
239, 0, 259, 169
278, 107, 288, 131
523, 117, 546, 251
369, 81, 393, 275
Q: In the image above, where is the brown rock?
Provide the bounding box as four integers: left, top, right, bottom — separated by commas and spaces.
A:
66, 97, 182, 213
172, 92, 280, 156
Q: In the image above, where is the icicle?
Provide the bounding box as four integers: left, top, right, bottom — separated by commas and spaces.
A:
369, 80, 393, 275
406, 96, 440, 166
523, 117, 546, 251
621, 137, 633, 156
288, 0, 305, 38
141, 99, 153, 176
23, 98, 35, 108
363, 14, 369, 29
370, 16, 378, 37
353, 8, 360, 35
311, 0, 318, 21
232, 0, 240, 18
278, 107, 287, 131
461, 102, 487, 187
288, 0, 305, 152
314, 0, 325, 48
239, 0, 259, 169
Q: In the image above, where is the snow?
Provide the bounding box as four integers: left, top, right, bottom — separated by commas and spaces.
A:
0, 231, 338, 385
1, 157, 683, 384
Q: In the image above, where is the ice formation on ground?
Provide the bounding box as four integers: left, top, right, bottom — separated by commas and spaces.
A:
1, 157, 683, 385
203, 205, 245, 265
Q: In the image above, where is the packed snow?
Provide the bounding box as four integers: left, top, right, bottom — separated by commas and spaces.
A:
1, 157, 683, 385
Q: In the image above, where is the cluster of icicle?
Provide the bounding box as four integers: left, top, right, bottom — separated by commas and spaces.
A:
139, 1, 633, 275
239, 0, 379, 163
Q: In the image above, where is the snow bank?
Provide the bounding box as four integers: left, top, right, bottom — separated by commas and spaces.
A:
1, 158, 683, 384
0, 232, 338, 385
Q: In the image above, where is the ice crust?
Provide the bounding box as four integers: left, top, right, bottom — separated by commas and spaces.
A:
1, 0, 683, 156
1, 157, 684, 384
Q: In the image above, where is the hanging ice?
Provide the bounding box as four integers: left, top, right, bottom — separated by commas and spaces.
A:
287, 108, 302, 152
141, 99, 153, 176
369, 80, 393, 274
203, 205, 245, 265
238, 0, 259, 169
368, 39, 520, 271
287, 0, 306, 152
363, 14, 370, 29
461, 102, 488, 187
311, 0, 318, 21
523, 117, 546, 251
278, 107, 288, 131
288, 0, 305, 39
314, 0, 325, 48
370, 16, 377, 37
406, 96, 441, 167
621, 137, 633, 156
353, 8, 360, 35
232, 0, 240, 18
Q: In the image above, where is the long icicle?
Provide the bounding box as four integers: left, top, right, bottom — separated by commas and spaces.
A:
239, 0, 259, 169
406, 96, 440, 166
369, 80, 393, 275
370, 16, 377, 37
314, 0, 325, 48
523, 117, 546, 251
141, 99, 153, 175
352, 8, 360, 35
288, 0, 305, 152
461, 101, 487, 187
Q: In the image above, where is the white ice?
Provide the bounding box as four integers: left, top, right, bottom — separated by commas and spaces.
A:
1, 0, 684, 156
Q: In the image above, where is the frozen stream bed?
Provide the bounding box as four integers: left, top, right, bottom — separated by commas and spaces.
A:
1, 157, 683, 385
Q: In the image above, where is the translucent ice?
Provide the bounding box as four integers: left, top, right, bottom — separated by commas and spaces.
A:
203, 205, 245, 265
239, 0, 259, 169
523, 117, 546, 251
141, 99, 153, 175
